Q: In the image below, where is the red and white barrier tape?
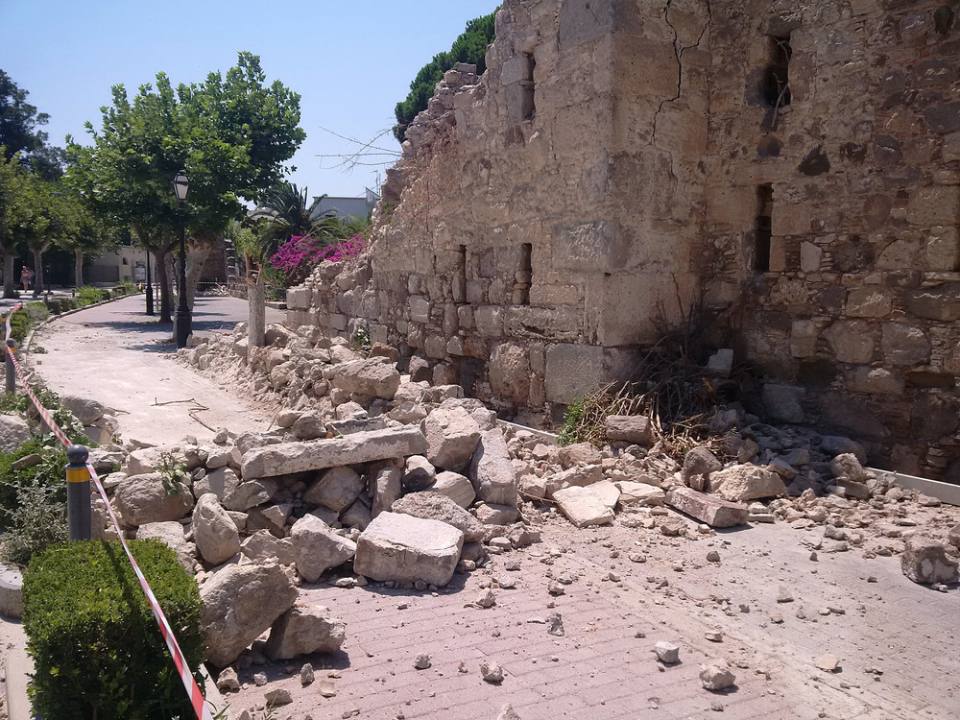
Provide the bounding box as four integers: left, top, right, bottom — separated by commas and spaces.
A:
3, 304, 215, 720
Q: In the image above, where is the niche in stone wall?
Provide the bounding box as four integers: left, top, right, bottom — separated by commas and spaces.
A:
522, 53, 536, 120
505, 52, 536, 123
763, 34, 792, 109
513, 243, 532, 304
754, 184, 774, 273
454, 244, 467, 303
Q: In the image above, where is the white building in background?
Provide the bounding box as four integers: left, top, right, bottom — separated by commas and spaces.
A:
86, 246, 146, 284
310, 189, 379, 222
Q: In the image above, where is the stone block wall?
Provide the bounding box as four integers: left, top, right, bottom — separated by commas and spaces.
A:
289, 0, 960, 477
700, 0, 960, 477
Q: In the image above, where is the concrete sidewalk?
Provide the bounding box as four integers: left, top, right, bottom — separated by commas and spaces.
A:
28, 294, 284, 445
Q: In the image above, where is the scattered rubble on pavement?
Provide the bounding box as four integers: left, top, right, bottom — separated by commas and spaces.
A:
50, 318, 958, 715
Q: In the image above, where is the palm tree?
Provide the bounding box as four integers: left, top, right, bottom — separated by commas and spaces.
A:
251, 182, 341, 249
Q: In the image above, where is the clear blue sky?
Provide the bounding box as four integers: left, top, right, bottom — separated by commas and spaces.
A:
1, 0, 500, 198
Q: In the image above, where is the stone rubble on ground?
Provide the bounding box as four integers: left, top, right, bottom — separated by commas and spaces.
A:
49, 316, 954, 707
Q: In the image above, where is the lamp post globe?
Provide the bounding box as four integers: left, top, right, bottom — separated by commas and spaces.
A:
172, 170, 192, 348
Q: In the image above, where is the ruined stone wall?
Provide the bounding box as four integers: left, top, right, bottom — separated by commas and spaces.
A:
289, 0, 707, 418
288, 0, 960, 476
701, 0, 960, 477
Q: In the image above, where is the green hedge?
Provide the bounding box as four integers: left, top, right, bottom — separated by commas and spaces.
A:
23, 540, 205, 720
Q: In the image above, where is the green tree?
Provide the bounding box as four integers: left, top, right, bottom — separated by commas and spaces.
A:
393, 12, 496, 141
0, 70, 64, 179
0, 150, 28, 297
69, 52, 305, 325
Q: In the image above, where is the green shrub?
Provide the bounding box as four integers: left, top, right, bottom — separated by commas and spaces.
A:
558, 398, 586, 446
0, 483, 67, 566
24, 540, 205, 720
76, 285, 108, 307
7, 301, 48, 342
116, 280, 138, 296
0, 436, 68, 527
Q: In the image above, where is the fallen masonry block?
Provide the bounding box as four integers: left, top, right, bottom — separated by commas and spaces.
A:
901, 534, 959, 585
200, 562, 297, 667
552, 485, 615, 528
0, 562, 23, 619
241, 426, 428, 479
353, 512, 464, 587
265, 601, 346, 660
665, 486, 749, 528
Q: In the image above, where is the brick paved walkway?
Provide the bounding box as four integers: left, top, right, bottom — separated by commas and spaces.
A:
228, 515, 960, 720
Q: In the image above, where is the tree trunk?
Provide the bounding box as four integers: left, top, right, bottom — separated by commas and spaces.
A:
74, 249, 84, 288
185, 239, 214, 311
3, 254, 15, 298
155, 249, 172, 323
31, 249, 43, 298
247, 273, 266, 359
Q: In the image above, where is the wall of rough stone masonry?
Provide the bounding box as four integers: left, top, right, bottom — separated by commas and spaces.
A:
699, 0, 960, 478
288, 0, 960, 478
289, 0, 708, 416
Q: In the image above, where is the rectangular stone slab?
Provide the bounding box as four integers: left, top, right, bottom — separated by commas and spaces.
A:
241, 426, 428, 480
353, 511, 464, 587
666, 486, 749, 528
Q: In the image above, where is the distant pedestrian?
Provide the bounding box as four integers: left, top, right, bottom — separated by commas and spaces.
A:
19, 266, 33, 293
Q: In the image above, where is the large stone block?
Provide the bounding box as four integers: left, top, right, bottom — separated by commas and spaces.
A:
353, 512, 464, 587
544, 344, 605, 404
114, 474, 194, 527
552, 485, 615, 527
265, 602, 346, 660
327, 357, 401, 399
906, 283, 960, 321
290, 514, 357, 582
605, 415, 655, 446
901, 535, 959, 585
286, 287, 311, 310
391, 491, 484, 542
666, 487, 748, 528
489, 342, 530, 405
422, 407, 481, 471
469, 428, 518, 506
241, 426, 428, 480
193, 493, 241, 566
200, 562, 297, 667
709, 464, 787, 502
881, 324, 930, 366
552, 220, 626, 272
822, 321, 875, 363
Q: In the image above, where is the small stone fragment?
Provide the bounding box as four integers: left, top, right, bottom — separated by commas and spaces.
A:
253, 672, 267, 686
414, 653, 432, 670
815, 654, 841, 673
547, 612, 565, 637
301, 663, 315, 686
481, 661, 505, 684
216, 667, 240, 692
497, 704, 521, 720
264, 688, 292, 707
700, 662, 736, 691
654, 641, 680, 664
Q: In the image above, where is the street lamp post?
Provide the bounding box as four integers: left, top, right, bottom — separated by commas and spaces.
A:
145, 249, 154, 316
171, 170, 191, 348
